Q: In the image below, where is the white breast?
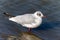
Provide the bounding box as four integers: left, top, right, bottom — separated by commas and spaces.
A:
23, 18, 42, 28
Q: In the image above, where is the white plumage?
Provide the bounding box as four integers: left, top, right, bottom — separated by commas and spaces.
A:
9, 11, 44, 28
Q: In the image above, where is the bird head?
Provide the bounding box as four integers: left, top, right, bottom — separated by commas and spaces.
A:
34, 11, 46, 18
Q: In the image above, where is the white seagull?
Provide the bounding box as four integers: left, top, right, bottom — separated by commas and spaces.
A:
3, 11, 46, 31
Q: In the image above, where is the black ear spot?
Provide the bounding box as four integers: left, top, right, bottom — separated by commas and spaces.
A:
37, 13, 41, 16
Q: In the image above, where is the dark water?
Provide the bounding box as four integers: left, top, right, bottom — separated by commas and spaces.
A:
0, 0, 60, 40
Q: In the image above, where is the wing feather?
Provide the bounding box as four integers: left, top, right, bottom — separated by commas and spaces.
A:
14, 14, 36, 25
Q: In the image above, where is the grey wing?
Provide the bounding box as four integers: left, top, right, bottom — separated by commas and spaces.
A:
14, 14, 36, 24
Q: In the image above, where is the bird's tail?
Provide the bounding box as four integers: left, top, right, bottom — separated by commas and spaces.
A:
3, 12, 15, 18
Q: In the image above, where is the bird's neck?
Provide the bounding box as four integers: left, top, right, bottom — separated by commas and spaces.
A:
35, 16, 42, 26
34, 14, 42, 24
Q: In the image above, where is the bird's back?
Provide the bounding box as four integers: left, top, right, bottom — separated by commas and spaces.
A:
10, 14, 36, 25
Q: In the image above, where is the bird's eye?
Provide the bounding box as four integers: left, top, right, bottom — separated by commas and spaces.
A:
37, 13, 41, 16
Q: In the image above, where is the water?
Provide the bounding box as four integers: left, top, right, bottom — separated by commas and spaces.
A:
0, 0, 60, 40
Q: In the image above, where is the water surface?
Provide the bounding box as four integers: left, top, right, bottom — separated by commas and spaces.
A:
0, 0, 60, 40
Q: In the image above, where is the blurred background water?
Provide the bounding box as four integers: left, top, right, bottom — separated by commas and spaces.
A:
0, 0, 60, 40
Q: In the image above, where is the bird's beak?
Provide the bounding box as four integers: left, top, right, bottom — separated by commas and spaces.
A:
42, 16, 46, 18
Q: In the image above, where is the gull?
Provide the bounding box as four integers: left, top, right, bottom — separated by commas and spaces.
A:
3, 11, 46, 31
